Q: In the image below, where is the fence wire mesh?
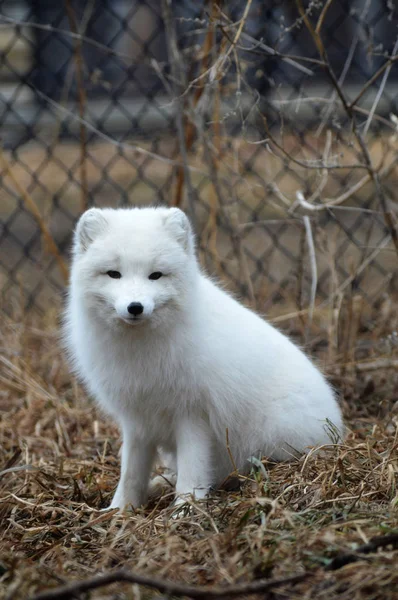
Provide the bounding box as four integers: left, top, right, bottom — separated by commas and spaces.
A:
0, 0, 397, 326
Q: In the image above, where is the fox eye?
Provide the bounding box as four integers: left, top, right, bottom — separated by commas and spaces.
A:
149, 271, 163, 280
107, 270, 122, 279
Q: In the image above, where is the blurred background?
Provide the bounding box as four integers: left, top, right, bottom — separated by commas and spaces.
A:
0, 0, 397, 343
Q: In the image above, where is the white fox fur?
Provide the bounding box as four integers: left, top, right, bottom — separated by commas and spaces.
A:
64, 206, 343, 509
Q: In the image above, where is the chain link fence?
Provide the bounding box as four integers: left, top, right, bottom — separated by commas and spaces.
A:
0, 0, 397, 325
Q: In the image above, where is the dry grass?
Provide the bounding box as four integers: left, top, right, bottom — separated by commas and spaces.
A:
1, 298, 397, 600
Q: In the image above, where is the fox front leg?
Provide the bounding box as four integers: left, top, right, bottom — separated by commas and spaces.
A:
109, 424, 156, 510
174, 416, 213, 505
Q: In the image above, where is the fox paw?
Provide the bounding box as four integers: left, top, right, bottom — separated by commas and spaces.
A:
148, 472, 176, 499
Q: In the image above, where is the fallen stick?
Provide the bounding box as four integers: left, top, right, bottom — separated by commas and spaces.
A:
326, 533, 398, 571
30, 571, 309, 600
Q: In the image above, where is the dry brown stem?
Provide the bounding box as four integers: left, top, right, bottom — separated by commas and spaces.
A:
162, 0, 197, 226
173, 0, 220, 208
30, 571, 309, 600
65, 0, 88, 212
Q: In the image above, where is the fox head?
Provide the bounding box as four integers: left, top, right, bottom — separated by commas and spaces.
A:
70, 207, 197, 329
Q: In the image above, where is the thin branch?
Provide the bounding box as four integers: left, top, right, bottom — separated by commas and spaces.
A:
65, 0, 88, 211
270, 96, 397, 130
350, 357, 398, 372
295, 0, 324, 57
238, 219, 302, 231
0, 14, 132, 60
217, 27, 315, 76
173, 1, 218, 208
0, 464, 38, 477
321, 157, 398, 209
364, 37, 398, 134
29, 571, 310, 600
222, 31, 322, 66
353, 124, 398, 257
349, 54, 398, 110
167, 4, 255, 106
323, 235, 392, 301
218, 0, 253, 69
227, 203, 256, 304
315, 0, 334, 34
303, 215, 317, 338
296, 222, 306, 333
162, 0, 197, 226
308, 129, 332, 202
290, 178, 383, 212
225, 427, 238, 473
326, 533, 398, 571
316, 0, 371, 137
199, 90, 227, 282
258, 116, 368, 170
216, 8, 316, 74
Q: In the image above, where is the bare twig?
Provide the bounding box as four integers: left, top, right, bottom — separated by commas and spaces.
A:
162, 0, 197, 226
326, 533, 398, 570
29, 571, 309, 600
259, 116, 368, 170
364, 37, 398, 135
349, 54, 398, 110
65, 0, 88, 211
238, 219, 302, 231
353, 125, 398, 257
294, 157, 398, 213
217, 10, 315, 74
270, 96, 398, 130
296, 223, 306, 334
0, 14, 132, 60
0, 464, 38, 477
218, 0, 253, 69
173, 1, 219, 208
315, 0, 334, 34
292, 188, 360, 213
200, 90, 226, 281
308, 129, 332, 202
303, 215, 317, 338
227, 204, 256, 304
225, 427, 238, 473
316, 0, 371, 136
350, 357, 398, 372
325, 235, 392, 300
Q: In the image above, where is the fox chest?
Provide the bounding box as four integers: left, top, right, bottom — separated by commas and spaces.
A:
81, 341, 197, 413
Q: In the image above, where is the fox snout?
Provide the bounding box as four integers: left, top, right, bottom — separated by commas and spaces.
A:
127, 302, 144, 316
115, 296, 155, 322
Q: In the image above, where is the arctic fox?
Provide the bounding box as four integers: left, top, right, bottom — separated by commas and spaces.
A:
65, 206, 343, 510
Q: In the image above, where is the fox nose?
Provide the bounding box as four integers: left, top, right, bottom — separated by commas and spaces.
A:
127, 302, 144, 316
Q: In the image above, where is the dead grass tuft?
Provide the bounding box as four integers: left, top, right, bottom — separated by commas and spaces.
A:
0, 302, 397, 600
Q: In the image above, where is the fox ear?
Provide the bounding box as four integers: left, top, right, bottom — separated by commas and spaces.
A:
74, 208, 108, 253
163, 208, 194, 253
